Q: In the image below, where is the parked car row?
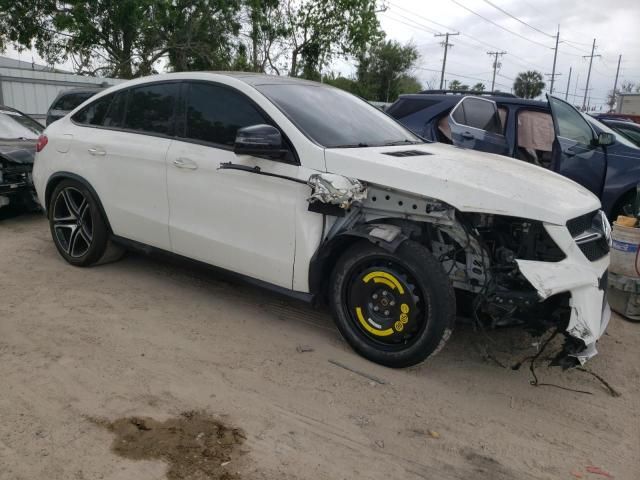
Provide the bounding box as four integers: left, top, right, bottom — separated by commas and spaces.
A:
31, 72, 610, 368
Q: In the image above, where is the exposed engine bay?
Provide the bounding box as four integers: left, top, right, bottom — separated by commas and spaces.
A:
308, 173, 610, 367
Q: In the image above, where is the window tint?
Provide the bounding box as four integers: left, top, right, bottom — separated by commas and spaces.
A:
618, 126, 640, 145
72, 94, 114, 126
103, 91, 126, 128
123, 83, 179, 135
182, 82, 267, 146
256, 84, 421, 148
451, 97, 503, 134
52, 92, 96, 111
549, 97, 593, 145
388, 98, 440, 120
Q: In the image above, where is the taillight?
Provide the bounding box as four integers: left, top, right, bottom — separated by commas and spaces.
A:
36, 134, 48, 153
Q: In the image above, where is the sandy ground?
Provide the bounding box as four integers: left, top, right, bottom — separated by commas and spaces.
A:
1, 212, 639, 480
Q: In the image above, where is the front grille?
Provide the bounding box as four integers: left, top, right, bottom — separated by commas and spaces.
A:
567, 210, 609, 261
2, 164, 31, 184
567, 210, 597, 236
579, 238, 609, 261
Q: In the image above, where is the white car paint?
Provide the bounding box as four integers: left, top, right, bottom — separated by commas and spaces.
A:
32, 71, 610, 364
325, 142, 600, 226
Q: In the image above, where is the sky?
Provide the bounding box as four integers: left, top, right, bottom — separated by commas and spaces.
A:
376, 0, 640, 110
3, 0, 639, 110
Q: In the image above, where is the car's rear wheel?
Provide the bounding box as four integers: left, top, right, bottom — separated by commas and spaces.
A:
49, 180, 111, 266
329, 240, 455, 368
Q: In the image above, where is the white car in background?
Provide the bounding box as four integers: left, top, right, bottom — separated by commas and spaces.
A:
32, 72, 610, 368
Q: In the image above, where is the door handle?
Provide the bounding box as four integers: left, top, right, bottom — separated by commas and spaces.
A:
172, 157, 198, 170
461, 132, 475, 140
88, 147, 106, 156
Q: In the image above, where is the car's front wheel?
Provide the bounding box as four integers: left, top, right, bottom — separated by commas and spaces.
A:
49, 179, 110, 267
329, 240, 456, 368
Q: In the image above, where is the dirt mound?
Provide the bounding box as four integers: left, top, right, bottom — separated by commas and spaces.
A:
89, 411, 246, 479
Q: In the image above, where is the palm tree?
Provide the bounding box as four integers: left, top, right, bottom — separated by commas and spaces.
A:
513, 71, 545, 98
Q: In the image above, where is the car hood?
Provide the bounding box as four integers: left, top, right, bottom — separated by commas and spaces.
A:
0, 139, 37, 165
324, 142, 600, 225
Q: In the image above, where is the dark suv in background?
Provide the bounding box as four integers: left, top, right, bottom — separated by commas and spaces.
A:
46, 87, 103, 126
387, 90, 640, 219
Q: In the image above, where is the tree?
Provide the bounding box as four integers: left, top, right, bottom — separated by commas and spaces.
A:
0, 0, 243, 78
472, 82, 486, 92
513, 71, 545, 98
284, 0, 382, 79
355, 39, 419, 102
449, 80, 469, 91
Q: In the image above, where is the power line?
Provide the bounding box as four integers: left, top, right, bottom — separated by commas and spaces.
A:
448, 0, 553, 49
381, 12, 440, 36
415, 66, 511, 90
479, 0, 554, 38
382, 11, 441, 35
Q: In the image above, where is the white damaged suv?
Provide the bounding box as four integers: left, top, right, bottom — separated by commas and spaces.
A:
32, 73, 611, 368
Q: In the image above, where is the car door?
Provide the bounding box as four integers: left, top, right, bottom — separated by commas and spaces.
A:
166, 81, 311, 289
547, 95, 607, 197
447, 96, 509, 155
69, 83, 178, 251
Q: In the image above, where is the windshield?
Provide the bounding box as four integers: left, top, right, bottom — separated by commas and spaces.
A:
255, 84, 423, 148
583, 113, 639, 149
0, 109, 43, 140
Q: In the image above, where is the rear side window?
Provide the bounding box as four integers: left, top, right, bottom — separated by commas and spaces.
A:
182, 82, 267, 146
72, 94, 114, 126
451, 97, 503, 134
122, 83, 179, 135
52, 92, 95, 111
388, 98, 440, 120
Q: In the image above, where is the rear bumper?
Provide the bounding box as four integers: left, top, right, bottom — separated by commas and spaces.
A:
516, 223, 610, 364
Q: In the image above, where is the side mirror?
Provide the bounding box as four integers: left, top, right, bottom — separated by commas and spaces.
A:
596, 132, 615, 147
234, 124, 286, 158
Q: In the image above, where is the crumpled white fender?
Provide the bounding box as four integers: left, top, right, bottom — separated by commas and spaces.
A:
307, 173, 367, 209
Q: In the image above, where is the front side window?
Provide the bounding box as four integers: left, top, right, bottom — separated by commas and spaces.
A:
71, 94, 114, 126
451, 97, 503, 134
183, 82, 267, 146
549, 97, 594, 145
123, 83, 179, 135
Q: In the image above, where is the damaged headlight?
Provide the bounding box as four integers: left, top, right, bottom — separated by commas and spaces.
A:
469, 214, 565, 263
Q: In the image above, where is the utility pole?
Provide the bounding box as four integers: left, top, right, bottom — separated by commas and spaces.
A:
564, 67, 572, 100
487, 51, 506, 92
435, 32, 459, 90
611, 54, 622, 112
582, 38, 600, 111
549, 26, 560, 94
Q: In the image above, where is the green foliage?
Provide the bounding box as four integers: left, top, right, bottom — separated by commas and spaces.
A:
449, 80, 469, 91
0, 0, 382, 80
472, 82, 486, 91
355, 39, 420, 102
0, 0, 242, 78
513, 70, 545, 99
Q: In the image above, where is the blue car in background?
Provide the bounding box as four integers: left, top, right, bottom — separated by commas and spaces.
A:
388, 91, 640, 219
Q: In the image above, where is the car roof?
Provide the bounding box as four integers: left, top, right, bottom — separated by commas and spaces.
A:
208, 72, 326, 87
396, 93, 548, 108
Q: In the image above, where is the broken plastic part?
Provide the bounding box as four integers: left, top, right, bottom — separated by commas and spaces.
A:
307, 173, 367, 209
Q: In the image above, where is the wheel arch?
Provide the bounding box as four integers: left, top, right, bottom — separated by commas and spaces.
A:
308, 221, 413, 303
45, 172, 113, 234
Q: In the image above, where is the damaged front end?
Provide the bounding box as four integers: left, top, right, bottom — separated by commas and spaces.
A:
0, 142, 38, 210
308, 173, 610, 366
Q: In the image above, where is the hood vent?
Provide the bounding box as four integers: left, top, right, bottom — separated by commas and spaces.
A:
383, 150, 432, 157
